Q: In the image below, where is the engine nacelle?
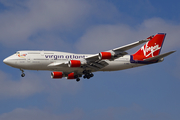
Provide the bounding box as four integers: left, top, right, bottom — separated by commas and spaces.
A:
66, 72, 77, 79
99, 52, 112, 60
51, 71, 63, 79
68, 60, 81, 67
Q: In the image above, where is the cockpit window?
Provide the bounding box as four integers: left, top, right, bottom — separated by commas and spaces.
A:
16, 52, 20, 55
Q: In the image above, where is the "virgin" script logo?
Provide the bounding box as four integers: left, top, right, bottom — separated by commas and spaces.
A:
141, 42, 161, 57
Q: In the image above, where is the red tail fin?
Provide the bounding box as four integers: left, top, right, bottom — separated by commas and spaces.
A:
132, 33, 166, 61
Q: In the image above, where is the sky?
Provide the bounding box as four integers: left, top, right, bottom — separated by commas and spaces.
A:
0, 0, 180, 120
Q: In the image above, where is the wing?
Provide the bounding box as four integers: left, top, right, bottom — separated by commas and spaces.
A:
85, 39, 149, 61
48, 61, 68, 67
84, 39, 150, 70
112, 39, 149, 52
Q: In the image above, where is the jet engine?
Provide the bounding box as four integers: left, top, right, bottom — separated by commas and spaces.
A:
67, 72, 76, 79
99, 52, 112, 60
51, 71, 63, 79
68, 60, 81, 67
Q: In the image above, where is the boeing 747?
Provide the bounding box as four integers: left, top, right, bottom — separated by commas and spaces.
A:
3, 33, 175, 82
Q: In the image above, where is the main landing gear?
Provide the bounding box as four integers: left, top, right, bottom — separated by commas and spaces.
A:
74, 75, 81, 82
75, 70, 94, 82
83, 70, 94, 79
20, 69, 25, 77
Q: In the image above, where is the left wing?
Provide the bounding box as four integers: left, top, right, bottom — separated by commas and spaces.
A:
84, 39, 150, 70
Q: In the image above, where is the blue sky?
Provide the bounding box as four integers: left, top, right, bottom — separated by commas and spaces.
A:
0, 0, 180, 119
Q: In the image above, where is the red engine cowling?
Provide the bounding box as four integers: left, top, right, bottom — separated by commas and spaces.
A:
51, 72, 63, 79
68, 60, 81, 67
67, 72, 75, 79
99, 52, 112, 60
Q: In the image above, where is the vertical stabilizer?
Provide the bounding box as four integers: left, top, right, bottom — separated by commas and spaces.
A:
132, 33, 166, 61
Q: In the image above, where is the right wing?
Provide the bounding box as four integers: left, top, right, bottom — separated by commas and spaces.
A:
48, 61, 68, 67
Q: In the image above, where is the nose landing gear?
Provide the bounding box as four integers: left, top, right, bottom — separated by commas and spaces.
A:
20, 69, 25, 77
21, 73, 25, 77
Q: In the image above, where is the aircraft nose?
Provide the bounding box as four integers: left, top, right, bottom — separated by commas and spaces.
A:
3, 57, 14, 66
3, 58, 10, 64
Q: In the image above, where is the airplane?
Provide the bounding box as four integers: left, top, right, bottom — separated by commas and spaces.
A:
3, 33, 175, 82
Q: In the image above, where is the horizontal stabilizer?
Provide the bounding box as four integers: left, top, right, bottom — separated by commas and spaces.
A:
143, 51, 176, 61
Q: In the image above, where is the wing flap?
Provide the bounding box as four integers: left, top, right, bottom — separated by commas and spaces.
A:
89, 61, 109, 68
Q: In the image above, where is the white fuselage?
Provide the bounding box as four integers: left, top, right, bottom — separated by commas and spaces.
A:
3, 51, 143, 73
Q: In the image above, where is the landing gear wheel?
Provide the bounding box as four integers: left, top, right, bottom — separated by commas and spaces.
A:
76, 78, 80, 82
21, 73, 25, 77
90, 73, 94, 77
83, 75, 86, 79
83, 72, 94, 79
20, 69, 25, 77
